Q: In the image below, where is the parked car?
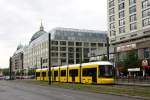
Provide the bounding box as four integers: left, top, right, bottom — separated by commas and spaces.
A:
0, 76, 4, 80
4, 76, 10, 80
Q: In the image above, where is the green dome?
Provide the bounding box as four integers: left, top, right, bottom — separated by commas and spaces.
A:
30, 22, 47, 42
30, 30, 47, 42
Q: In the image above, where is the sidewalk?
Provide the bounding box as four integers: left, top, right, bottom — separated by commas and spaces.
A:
115, 79, 150, 87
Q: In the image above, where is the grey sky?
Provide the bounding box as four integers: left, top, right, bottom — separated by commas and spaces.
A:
0, 0, 107, 68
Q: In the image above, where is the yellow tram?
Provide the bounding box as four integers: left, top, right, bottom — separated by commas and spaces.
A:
35, 61, 114, 84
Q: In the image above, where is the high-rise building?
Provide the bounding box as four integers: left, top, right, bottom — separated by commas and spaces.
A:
108, 0, 150, 61
23, 24, 107, 70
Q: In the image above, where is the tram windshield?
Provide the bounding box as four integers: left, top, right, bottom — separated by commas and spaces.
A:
99, 65, 113, 78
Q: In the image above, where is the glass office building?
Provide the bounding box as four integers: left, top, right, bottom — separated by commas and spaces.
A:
23, 25, 107, 70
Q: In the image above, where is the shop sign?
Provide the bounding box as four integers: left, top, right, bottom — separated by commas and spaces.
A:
117, 44, 136, 52
128, 68, 140, 72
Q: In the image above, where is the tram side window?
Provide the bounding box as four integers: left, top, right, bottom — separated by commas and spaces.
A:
54, 71, 58, 76
42, 72, 46, 77
69, 69, 78, 76
61, 70, 66, 76
36, 72, 40, 77
99, 65, 113, 78
82, 68, 96, 76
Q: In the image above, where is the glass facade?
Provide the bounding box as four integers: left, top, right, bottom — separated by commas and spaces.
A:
51, 28, 106, 43
23, 27, 107, 69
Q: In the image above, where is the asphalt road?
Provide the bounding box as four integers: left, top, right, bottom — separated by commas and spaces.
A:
0, 80, 142, 100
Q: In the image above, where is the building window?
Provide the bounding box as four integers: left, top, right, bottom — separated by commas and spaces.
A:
110, 23, 115, 29
129, 0, 136, 5
91, 43, 97, 47
144, 48, 149, 59
142, 0, 150, 9
60, 41, 66, 45
60, 47, 66, 51
109, 15, 115, 22
142, 8, 150, 18
119, 19, 125, 26
52, 46, 58, 51
129, 5, 136, 14
130, 14, 136, 22
76, 42, 82, 46
143, 17, 150, 27
119, 26, 125, 34
109, 0, 114, 8
109, 8, 115, 15
68, 47, 74, 52
110, 30, 116, 36
52, 41, 58, 45
130, 23, 137, 31
60, 53, 66, 57
118, 2, 125, 10
98, 43, 103, 47
68, 42, 74, 46
119, 10, 125, 18
52, 53, 58, 57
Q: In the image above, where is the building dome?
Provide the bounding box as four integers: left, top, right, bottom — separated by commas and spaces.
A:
30, 22, 47, 42
17, 44, 23, 50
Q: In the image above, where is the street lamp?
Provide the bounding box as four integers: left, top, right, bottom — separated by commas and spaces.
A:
48, 33, 51, 85
79, 48, 82, 83
9, 57, 12, 80
106, 36, 109, 61
40, 57, 43, 80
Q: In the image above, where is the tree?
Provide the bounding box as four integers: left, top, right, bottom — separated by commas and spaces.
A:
2, 68, 9, 76
101, 55, 108, 61
123, 50, 140, 69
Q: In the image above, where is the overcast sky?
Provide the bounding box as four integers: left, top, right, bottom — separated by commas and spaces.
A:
0, 0, 107, 68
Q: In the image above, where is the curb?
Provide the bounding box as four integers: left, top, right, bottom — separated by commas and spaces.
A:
116, 83, 150, 87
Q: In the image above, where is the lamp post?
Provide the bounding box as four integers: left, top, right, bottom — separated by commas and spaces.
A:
48, 33, 51, 85
106, 36, 109, 61
40, 57, 43, 80
21, 53, 23, 79
79, 48, 82, 83
9, 57, 12, 80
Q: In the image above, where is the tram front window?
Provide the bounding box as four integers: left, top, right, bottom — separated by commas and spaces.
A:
99, 65, 113, 78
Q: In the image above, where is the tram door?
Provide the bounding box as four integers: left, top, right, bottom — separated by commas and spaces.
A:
54, 71, 58, 81
70, 69, 78, 82
42, 72, 46, 80
82, 68, 97, 83
91, 68, 97, 83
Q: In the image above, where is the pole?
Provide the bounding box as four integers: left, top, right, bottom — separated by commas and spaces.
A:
106, 36, 109, 61
80, 48, 82, 83
21, 53, 23, 79
48, 33, 51, 85
9, 57, 12, 80
35, 56, 37, 80
40, 57, 43, 80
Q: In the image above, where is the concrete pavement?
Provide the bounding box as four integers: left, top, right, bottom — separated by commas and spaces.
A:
0, 80, 144, 100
